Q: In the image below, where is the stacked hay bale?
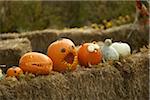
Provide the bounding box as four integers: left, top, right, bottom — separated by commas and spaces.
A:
0, 48, 148, 100
0, 23, 148, 71
19, 30, 58, 53
57, 24, 148, 52
0, 38, 32, 71
0, 24, 148, 53
0, 30, 58, 54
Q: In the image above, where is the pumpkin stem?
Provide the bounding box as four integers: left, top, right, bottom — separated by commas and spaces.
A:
92, 41, 97, 44
81, 40, 86, 46
88, 62, 92, 67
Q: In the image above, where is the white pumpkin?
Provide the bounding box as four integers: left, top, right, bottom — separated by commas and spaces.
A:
102, 39, 119, 61
0, 68, 3, 80
111, 42, 131, 58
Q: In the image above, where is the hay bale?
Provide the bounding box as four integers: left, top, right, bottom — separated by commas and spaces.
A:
57, 24, 148, 51
57, 29, 101, 45
19, 30, 58, 53
100, 24, 149, 52
0, 48, 148, 100
57, 25, 130, 45
0, 30, 58, 54
0, 33, 20, 40
0, 24, 148, 53
113, 48, 149, 100
0, 38, 32, 68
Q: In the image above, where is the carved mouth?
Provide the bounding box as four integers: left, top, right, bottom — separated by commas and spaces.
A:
62, 53, 78, 70
64, 53, 74, 64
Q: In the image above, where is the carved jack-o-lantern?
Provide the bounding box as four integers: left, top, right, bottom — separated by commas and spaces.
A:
6, 66, 23, 77
78, 42, 102, 67
19, 52, 53, 75
47, 38, 78, 72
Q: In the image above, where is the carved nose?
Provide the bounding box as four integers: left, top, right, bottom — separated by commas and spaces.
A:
69, 45, 75, 51
94, 48, 98, 52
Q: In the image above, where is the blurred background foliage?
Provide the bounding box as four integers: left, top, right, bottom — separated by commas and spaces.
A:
0, 1, 136, 33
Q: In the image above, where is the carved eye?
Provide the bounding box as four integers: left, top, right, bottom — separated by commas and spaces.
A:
93, 41, 96, 44
6, 67, 23, 78
87, 45, 95, 52
14, 70, 17, 73
72, 45, 75, 49
61, 48, 66, 53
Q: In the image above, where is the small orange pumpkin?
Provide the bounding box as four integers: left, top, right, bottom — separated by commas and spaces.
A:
6, 66, 23, 77
19, 52, 53, 75
47, 38, 78, 72
78, 42, 102, 67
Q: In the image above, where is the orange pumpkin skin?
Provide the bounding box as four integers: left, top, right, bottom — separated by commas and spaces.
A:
47, 38, 78, 72
19, 52, 53, 75
78, 43, 102, 67
6, 67, 23, 77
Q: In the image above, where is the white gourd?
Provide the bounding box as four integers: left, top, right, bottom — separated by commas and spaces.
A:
0, 69, 3, 80
102, 39, 119, 61
111, 42, 131, 58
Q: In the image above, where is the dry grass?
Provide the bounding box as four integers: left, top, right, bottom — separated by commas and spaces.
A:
0, 47, 148, 100
0, 38, 32, 69
0, 23, 148, 100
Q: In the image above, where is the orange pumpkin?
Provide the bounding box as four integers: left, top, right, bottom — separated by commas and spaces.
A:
78, 42, 102, 67
6, 66, 23, 77
47, 38, 78, 72
19, 52, 53, 75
